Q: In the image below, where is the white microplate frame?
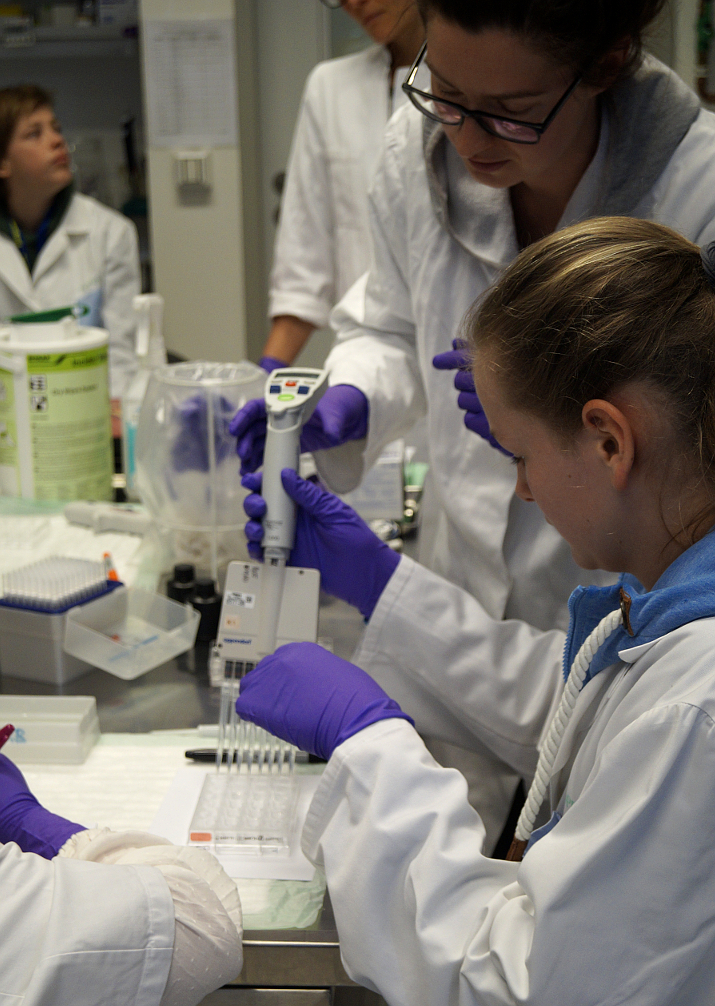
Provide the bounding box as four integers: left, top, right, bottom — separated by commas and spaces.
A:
189, 772, 299, 855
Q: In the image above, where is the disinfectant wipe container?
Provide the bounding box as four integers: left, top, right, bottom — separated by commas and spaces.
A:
135, 361, 265, 582
0, 313, 113, 500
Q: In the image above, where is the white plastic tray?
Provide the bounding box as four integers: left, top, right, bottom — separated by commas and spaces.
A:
63, 586, 199, 680
0, 695, 99, 764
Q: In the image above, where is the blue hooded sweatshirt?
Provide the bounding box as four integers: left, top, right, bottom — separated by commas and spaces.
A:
527, 527, 715, 852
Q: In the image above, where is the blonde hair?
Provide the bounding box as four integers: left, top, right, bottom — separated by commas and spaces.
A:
466, 217, 715, 516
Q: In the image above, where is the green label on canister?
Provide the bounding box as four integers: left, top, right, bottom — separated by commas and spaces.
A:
0, 367, 19, 494
27, 347, 113, 501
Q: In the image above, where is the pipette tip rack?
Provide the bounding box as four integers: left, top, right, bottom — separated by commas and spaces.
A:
0, 557, 122, 614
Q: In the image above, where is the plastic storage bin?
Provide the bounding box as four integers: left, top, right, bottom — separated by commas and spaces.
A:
0, 695, 99, 764
0, 604, 94, 684
63, 586, 200, 680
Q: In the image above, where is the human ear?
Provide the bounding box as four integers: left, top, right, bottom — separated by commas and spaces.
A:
583, 39, 632, 96
581, 399, 634, 490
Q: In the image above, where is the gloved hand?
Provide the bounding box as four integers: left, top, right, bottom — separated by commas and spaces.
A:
0, 753, 84, 858
236, 641, 413, 760
242, 468, 400, 619
258, 354, 288, 374
229, 384, 369, 475
432, 340, 512, 456
172, 393, 237, 472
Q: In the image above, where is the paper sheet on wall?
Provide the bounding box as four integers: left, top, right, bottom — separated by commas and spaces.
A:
143, 19, 238, 147
150, 766, 320, 881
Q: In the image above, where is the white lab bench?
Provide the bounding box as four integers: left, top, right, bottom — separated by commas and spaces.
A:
0, 505, 383, 1004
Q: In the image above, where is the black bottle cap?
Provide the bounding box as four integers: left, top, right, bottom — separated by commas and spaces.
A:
194, 577, 217, 600
173, 563, 195, 584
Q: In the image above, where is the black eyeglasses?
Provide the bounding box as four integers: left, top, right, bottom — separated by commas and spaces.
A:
403, 42, 582, 145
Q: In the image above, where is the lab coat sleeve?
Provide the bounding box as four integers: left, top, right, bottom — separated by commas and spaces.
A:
304, 704, 715, 1006
268, 65, 337, 330
101, 213, 141, 398
314, 113, 427, 493
0, 840, 174, 1006
353, 555, 565, 777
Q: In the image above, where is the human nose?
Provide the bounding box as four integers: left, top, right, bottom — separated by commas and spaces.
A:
447, 116, 501, 159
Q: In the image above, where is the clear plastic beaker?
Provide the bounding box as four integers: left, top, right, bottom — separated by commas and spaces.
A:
135, 361, 265, 583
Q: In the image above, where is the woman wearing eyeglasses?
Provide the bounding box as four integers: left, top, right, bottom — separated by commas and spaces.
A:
258, 0, 425, 372
234, 0, 715, 848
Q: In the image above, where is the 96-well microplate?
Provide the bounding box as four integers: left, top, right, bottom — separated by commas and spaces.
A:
189, 773, 298, 855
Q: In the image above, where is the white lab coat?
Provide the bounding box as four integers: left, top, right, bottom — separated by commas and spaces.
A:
0, 192, 140, 398
303, 553, 715, 1005
0, 841, 174, 1005
269, 45, 427, 328
271, 44, 510, 842
318, 57, 715, 632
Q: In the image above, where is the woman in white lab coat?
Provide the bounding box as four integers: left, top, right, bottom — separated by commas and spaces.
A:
234, 0, 715, 847
0, 86, 139, 397
0, 750, 242, 1006
259, 0, 425, 370
236, 218, 715, 1005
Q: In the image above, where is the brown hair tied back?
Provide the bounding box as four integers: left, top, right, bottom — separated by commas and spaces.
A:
466, 218, 715, 534
416, 0, 666, 86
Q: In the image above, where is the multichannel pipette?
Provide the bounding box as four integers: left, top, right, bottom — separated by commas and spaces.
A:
215, 369, 327, 777
257, 369, 328, 656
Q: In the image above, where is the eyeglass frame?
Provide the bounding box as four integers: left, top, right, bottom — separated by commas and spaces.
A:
402, 41, 583, 144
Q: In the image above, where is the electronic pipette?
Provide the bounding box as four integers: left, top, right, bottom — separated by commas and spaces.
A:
257, 368, 328, 656
214, 368, 327, 776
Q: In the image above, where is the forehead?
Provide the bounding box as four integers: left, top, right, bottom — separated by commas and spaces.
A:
424, 17, 568, 95
473, 350, 507, 407
14, 105, 55, 129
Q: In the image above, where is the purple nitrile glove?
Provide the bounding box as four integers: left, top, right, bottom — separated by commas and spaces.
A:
432, 339, 512, 456
259, 355, 288, 374
229, 385, 369, 476
172, 393, 237, 472
242, 468, 400, 620
0, 753, 84, 858
236, 642, 413, 760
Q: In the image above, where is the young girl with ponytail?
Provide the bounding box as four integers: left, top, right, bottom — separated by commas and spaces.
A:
238, 217, 715, 1005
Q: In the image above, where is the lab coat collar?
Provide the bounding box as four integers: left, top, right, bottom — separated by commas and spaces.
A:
563, 528, 715, 684
422, 55, 701, 269
0, 234, 40, 310
32, 193, 89, 284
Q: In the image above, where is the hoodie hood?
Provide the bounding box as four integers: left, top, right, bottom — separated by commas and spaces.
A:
422, 55, 701, 268
563, 528, 715, 685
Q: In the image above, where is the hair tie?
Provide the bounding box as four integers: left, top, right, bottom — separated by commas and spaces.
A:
701, 242, 715, 291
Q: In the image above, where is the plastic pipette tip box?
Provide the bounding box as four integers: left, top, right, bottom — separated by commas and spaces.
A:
0, 557, 122, 684
0, 556, 121, 614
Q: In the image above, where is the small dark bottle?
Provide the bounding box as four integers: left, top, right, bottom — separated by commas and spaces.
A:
192, 577, 222, 643
167, 563, 195, 604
